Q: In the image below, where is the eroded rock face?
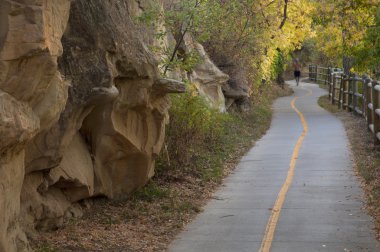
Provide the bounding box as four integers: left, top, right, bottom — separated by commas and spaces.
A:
190, 42, 228, 112
204, 49, 251, 111
177, 34, 228, 112
0, 0, 185, 250
55, 0, 183, 199
0, 0, 228, 250
0, 0, 71, 251
0, 152, 29, 252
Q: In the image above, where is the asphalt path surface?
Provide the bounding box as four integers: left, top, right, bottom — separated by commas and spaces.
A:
169, 81, 380, 252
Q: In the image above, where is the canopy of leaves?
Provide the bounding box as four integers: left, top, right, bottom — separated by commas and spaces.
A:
354, 6, 380, 76
308, 0, 379, 72
139, 0, 380, 83
138, 0, 314, 86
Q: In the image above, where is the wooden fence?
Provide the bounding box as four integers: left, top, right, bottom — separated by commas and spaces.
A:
309, 64, 380, 145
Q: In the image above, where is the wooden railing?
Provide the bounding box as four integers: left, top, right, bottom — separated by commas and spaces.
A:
309, 64, 380, 145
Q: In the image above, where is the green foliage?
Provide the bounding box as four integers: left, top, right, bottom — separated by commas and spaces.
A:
134, 2, 161, 25
136, 0, 314, 82
354, 6, 380, 77
135, 0, 204, 75
161, 47, 202, 73
270, 50, 286, 80
159, 87, 231, 179
309, 0, 378, 72
102, 215, 120, 226
35, 245, 58, 252
318, 95, 341, 114
155, 84, 292, 182
195, 0, 313, 82
169, 91, 229, 138
132, 182, 170, 202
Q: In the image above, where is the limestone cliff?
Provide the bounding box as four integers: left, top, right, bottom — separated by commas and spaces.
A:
0, 0, 230, 251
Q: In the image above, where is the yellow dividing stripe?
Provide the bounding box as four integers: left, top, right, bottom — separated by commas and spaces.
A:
259, 87, 312, 252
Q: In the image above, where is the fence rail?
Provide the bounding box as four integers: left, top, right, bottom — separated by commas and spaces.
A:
309, 64, 380, 145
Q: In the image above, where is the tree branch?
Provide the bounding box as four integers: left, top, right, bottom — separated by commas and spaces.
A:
163, 0, 201, 75
278, 0, 289, 30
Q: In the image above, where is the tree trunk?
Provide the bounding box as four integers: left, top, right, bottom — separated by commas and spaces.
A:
343, 56, 352, 75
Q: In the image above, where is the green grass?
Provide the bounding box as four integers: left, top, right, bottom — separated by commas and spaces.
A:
101, 215, 121, 225
131, 182, 170, 202
35, 245, 58, 252
318, 95, 341, 113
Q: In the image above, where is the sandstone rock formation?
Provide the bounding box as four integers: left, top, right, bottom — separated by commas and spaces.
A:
204, 49, 252, 111
0, 0, 71, 250
0, 0, 186, 251
190, 42, 229, 112
0, 0, 229, 251
167, 33, 229, 112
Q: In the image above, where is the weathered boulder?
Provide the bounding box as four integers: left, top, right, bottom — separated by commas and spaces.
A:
190, 42, 229, 112
178, 34, 229, 112
223, 88, 249, 99
204, 48, 251, 111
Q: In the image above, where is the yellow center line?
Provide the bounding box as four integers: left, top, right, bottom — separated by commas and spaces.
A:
259, 87, 313, 252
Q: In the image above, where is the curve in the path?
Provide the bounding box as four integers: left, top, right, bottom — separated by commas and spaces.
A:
169, 81, 380, 252
260, 87, 312, 252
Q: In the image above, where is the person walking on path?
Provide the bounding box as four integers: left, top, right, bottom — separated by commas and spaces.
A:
293, 58, 301, 86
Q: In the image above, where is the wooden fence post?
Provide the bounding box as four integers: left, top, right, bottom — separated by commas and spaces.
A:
338, 75, 344, 109
365, 76, 373, 131
353, 76, 358, 114
342, 75, 348, 110
309, 65, 312, 80
372, 80, 380, 145
325, 68, 331, 86
362, 78, 367, 118
328, 71, 333, 100
347, 76, 353, 112
314, 65, 317, 81
332, 74, 336, 104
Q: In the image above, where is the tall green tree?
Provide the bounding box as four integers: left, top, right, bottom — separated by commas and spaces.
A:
311, 0, 378, 73
354, 6, 380, 77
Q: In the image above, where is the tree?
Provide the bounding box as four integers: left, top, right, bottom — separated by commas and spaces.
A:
138, 0, 314, 87
310, 0, 378, 73
354, 6, 380, 77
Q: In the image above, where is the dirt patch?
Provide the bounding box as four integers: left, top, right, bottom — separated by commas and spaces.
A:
319, 95, 380, 239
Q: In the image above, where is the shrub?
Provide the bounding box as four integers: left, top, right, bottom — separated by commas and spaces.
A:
158, 85, 231, 179
156, 82, 292, 182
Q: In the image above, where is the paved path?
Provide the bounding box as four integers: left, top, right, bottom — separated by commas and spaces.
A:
169, 81, 380, 252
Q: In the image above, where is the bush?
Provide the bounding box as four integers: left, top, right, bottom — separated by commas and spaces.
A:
158, 86, 231, 179
156, 83, 292, 182
270, 49, 285, 82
